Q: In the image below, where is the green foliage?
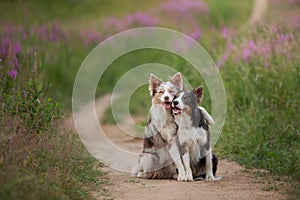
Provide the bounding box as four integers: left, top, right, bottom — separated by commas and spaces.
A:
215, 25, 300, 192
0, 31, 104, 199
1, 0, 300, 199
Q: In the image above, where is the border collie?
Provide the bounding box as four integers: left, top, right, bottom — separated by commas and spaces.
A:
172, 86, 217, 180
132, 72, 183, 179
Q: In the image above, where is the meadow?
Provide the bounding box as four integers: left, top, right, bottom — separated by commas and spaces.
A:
0, 0, 299, 199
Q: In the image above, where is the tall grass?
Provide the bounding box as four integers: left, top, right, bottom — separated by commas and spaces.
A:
1, 0, 299, 199
0, 31, 104, 199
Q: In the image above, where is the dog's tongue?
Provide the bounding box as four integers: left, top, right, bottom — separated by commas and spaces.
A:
164, 102, 171, 110
172, 107, 181, 115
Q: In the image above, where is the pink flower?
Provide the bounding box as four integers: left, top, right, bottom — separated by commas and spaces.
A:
248, 40, 257, 52
13, 42, 21, 54
221, 27, 229, 39
133, 13, 158, 26
189, 26, 201, 40
242, 48, 250, 63
293, 17, 300, 28
217, 52, 229, 68
277, 34, 287, 44
8, 69, 17, 80
260, 45, 271, 56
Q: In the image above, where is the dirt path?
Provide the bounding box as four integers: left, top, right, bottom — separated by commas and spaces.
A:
70, 94, 286, 200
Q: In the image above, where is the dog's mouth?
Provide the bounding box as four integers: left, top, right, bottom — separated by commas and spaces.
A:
172, 106, 183, 115
162, 101, 172, 110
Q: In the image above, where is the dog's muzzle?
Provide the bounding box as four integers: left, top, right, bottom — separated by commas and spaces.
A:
172, 101, 183, 115
162, 101, 172, 110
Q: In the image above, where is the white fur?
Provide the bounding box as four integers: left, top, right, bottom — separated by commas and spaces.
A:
133, 73, 183, 179
172, 90, 215, 181
175, 112, 214, 181
198, 106, 215, 125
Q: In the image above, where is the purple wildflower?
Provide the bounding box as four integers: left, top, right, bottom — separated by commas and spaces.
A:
189, 26, 201, 40
37, 25, 48, 41
0, 37, 10, 57
13, 57, 19, 67
248, 40, 257, 52
221, 27, 229, 39
133, 13, 158, 26
242, 48, 250, 63
217, 52, 229, 68
103, 16, 125, 31
13, 42, 21, 54
160, 0, 209, 14
277, 34, 287, 44
293, 17, 300, 28
8, 69, 17, 80
83, 31, 101, 47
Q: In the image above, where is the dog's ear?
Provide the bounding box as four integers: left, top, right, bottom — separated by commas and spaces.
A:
194, 85, 204, 103
149, 73, 163, 96
170, 72, 183, 90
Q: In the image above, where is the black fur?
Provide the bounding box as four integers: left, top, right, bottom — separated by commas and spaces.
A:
196, 154, 218, 179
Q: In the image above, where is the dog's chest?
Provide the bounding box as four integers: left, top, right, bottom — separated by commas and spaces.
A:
176, 114, 207, 146
150, 105, 176, 142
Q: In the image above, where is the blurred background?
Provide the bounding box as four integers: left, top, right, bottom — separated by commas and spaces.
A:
0, 0, 299, 199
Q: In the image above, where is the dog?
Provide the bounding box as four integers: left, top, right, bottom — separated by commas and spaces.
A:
172, 86, 217, 181
132, 73, 217, 181
132, 72, 183, 179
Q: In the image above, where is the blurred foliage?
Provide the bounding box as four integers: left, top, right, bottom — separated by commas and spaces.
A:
1, 0, 300, 199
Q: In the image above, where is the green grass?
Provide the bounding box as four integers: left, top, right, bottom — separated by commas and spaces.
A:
1, 0, 300, 199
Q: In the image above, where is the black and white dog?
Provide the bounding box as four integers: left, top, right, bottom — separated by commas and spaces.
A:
172, 86, 218, 180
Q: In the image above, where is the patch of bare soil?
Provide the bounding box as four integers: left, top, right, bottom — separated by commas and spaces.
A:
97, 125, 286, 200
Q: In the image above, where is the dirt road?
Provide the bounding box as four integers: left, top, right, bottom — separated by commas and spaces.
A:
70, 94, 286, 200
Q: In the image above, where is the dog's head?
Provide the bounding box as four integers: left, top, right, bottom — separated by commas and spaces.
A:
149, 72, 183, 110
172, 86, 203, 116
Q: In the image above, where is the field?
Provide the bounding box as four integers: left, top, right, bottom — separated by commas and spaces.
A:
1, 0, 299, 199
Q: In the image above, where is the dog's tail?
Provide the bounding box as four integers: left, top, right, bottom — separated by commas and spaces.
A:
198, 106, 215, 125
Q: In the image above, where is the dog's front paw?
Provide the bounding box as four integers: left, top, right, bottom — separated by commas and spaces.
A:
185, 172, 193, 181
205, 173, 215, 180
177, 172, 186, 181
137, 172, 144, 178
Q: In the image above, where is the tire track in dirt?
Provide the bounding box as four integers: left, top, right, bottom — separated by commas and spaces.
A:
68, 94, 286, 200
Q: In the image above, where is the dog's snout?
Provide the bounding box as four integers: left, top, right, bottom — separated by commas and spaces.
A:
164, 96, 169, 101
173, 101, 178, 106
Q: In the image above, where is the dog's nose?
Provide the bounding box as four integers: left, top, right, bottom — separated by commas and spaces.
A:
173, 101, 178, 106
164, 96, 169, 101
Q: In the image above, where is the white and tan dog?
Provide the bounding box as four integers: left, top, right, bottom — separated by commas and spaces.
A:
172, 86, 217, 181
132, 72, 183, 179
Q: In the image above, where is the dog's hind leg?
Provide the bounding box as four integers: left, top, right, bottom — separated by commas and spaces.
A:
204, 149, 215, 180
132, 153, 158, 178
212, 154, 218, 176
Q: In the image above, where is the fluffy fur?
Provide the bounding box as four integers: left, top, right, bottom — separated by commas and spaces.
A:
172, 86, 217, 181
132, 73, 183, 179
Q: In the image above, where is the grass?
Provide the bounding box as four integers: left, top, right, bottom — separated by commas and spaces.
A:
1, 0, 300, 199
